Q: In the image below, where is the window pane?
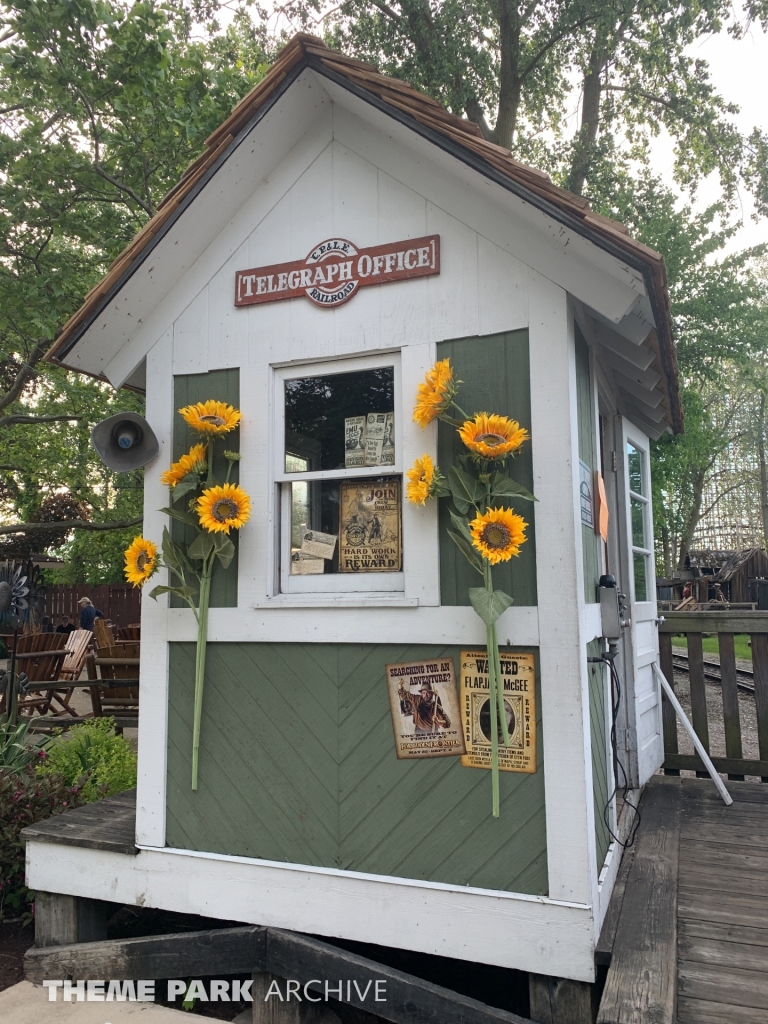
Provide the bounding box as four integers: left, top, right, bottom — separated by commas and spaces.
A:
627, 443, 643, 495
633, 552, 648, 601
630, 496, 646, 548
285, 367, 395, 472
289, 476, 402, 575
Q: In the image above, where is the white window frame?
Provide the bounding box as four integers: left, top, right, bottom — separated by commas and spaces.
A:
624, 435, 653, 605
272, 351, 405, 595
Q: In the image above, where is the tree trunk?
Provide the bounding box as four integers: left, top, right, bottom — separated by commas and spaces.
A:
567, 45, 605, 196
677, 468, 706, 568
491, 0, 522, 149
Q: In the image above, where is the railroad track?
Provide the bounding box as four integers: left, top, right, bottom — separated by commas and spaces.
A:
671, 653, 755, 695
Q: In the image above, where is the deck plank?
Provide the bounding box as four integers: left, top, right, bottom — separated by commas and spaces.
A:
20, 789, 137, 855
677, 997, 768, 1024
678, 962, 768, 1010
596, 778, 680, 1024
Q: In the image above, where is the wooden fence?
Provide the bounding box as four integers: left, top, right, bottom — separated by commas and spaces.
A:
42, 584, 141, 629
659, 610, 768, 781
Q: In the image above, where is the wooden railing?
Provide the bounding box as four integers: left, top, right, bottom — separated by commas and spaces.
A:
659, 610, 768, 781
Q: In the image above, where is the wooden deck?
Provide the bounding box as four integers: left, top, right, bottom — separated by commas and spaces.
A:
598, 775, 768, 1024
21, 788, 137, 856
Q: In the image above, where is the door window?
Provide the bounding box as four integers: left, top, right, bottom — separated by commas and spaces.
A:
626, 442, 652, 602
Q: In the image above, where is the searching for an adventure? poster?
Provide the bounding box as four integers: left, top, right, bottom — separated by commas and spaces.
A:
385, 658, 465, 759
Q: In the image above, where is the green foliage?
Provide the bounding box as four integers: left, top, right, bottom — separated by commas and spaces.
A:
37, 718, 137, 802
0, 764, 89, 922
0, 1, 271, 580
0, 717, 49, 772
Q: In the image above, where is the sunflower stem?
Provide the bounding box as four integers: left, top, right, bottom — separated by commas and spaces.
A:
484, 562, 500, 818
491, 622, 511, 747
191, 555, 213, 791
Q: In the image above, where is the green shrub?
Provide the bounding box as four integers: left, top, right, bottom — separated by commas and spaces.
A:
0, 766, 89, 923
37, 718, 137, 802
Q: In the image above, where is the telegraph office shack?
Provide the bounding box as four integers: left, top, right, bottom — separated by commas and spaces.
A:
33, 34, 682, 1005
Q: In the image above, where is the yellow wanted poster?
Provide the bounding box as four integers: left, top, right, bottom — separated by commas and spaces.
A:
339, 479, 402, 572
459, 650, 537, 773
386, 658, 465, 759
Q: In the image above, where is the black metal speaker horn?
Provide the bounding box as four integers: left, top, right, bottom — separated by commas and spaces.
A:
91, 412, 159, 472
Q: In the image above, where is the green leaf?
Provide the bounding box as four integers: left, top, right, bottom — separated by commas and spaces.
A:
187, 531, 215, 561
172, 474, 199, 503
490, 474, 537, 502
448, 465, 485, 513
212, 531, 235, 569
160, 506, 199, 527
448, 507, 474, 542
446, 529, 484, 575
468, 587, 513, 626
149, 584, 197, 603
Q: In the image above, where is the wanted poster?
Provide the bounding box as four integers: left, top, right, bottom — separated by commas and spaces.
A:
344, 416, 366, 468
339, 479, 402, 573
459, 650, 537, 773
386, 658, 465, 759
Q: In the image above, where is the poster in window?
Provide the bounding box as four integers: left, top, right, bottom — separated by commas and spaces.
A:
344, 416, 366, 468
339, 479, 402, 572
459, 650, 537, 773
386, 658, 465, 759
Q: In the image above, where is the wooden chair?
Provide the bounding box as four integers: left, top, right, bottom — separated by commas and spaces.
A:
93, 618, 114, 648
0, 632, 71, 717
59, 629, 93, 682
87, 642, 140, 731
116, 623, 141, 642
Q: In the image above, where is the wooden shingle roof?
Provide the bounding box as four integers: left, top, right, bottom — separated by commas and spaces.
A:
45, 33, 681, 432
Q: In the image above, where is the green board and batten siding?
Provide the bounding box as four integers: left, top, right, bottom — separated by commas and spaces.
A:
588, 639, 611, 869
576, 328, 611, 870
437, 331, 537, 607
171, 369, 240, 608
575, 325, 599, 604
166, 641, 547, 894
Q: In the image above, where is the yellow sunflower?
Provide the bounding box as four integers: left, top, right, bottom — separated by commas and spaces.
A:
179, 400, 241, 436
458, 413, 529, 459
406, 453, 444, 505
160, 443, 208, 487
197, 483, 252, 533
124, 537, 159, 587
469, 507, 527, 565
413, 358, 457, 428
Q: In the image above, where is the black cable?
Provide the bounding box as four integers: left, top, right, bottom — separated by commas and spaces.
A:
600, 654, 642, 849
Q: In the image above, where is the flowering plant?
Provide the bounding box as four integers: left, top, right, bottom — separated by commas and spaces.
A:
123, 400, 250, 790
408, 359, 535, 816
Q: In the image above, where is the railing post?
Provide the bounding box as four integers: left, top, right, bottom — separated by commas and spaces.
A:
751, 633, 768, 783
659, 634, 679, 776
718, 633, 744, 781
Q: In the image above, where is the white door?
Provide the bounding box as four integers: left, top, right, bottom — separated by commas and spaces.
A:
619, 420, 664, 785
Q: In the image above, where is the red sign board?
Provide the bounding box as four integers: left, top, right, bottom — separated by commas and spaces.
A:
235, 234, 440, 309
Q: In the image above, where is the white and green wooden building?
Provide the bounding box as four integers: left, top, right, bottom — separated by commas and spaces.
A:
34, 33, 681, 996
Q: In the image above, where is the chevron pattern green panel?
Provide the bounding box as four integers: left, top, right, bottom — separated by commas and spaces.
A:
588, 638, 611, 868
167, 641, 547, 894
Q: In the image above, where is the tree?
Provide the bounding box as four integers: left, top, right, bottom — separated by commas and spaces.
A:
0, 0, 271, 578
289, 0, 768, 207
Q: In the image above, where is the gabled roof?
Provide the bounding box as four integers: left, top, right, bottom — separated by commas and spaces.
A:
45, 32, 681, 432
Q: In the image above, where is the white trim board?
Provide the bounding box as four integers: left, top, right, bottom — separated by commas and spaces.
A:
25, 840, 596, 982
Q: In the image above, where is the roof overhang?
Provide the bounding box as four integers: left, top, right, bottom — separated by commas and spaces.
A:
45, 35, 681, 433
